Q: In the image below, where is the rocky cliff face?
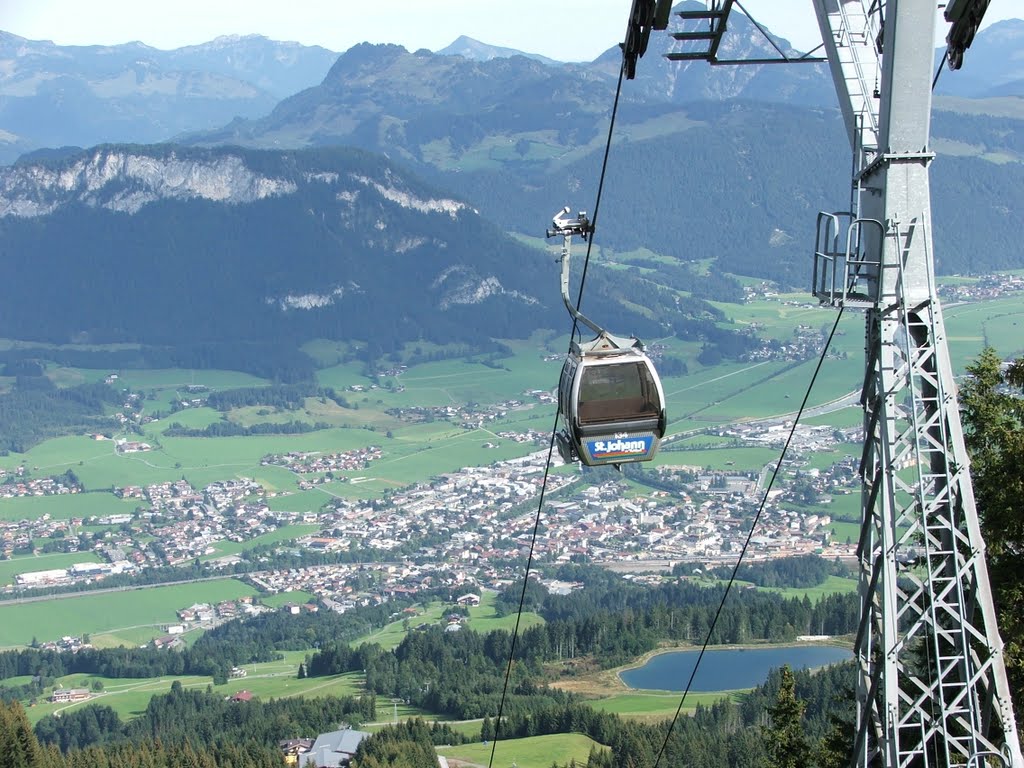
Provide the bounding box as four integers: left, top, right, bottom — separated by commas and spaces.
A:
0, 149, 297, 216
0, 147, 484, 221
0, 145, 574, 347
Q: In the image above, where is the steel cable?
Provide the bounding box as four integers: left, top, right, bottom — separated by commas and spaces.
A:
486, 54, 629, 768
651, 306, 846, 768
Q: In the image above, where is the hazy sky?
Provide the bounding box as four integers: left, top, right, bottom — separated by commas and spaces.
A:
1, 1, 1019, 61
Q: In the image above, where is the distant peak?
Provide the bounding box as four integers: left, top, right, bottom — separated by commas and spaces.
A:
209, 34, 267, 44
435, 36, 560, 66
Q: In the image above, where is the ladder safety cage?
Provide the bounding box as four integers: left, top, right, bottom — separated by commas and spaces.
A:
812, 211, 884, 307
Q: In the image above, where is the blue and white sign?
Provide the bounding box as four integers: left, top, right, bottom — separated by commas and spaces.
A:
586, 435, 654, 461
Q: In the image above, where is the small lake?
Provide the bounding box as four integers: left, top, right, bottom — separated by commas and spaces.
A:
619, 645, 853, 692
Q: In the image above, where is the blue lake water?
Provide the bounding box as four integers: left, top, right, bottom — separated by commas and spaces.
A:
619, 645, 853, 692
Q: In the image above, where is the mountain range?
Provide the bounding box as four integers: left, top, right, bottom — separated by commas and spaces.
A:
0, 146, 553, 344
174, 9, 1022, 281
0, 3, 1021, 362
0, 144, 732, 363
0, 32, 340, 165
4, 5, 1021, 166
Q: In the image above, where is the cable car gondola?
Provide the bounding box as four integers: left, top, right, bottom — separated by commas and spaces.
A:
546, 208, 667, 468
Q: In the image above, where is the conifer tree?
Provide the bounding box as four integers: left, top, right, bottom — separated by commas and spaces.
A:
762, 665, 811, 768
960, 349, 1024, 706
0, 701, 46, 768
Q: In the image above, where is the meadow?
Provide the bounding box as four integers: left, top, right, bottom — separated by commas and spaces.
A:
260, 590, 316, 608
0, 492, 142, 522
354, 590, 544, 651
24, 658, 365, 725
437, 732, 609, 768
198, 524, 321, 561
0, 579, 257, 648
760, 574, 859, 600
686, 575, 858, 602
944, 296, 1024, 368
585, 690, 743, 720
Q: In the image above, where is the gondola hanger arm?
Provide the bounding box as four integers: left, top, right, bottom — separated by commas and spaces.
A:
546, 207, 642, 352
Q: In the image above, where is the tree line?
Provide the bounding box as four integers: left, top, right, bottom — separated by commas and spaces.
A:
0, 377, 122, 453
0, 588, 451, 687
698, 553, 847, 589
303, 563, 859, 722
960, 348, 1024, 718
201, 383, 351, 412
163, 419, 329, 438
0, 343, 319, 385
33, 681, 376, 755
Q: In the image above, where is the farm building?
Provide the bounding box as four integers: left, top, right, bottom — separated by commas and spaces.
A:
49, 688, 90, 703
299, 728, 370, 768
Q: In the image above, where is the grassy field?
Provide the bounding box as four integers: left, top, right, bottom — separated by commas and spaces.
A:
315, 341, 562, 413
159, 407, 225, 429
437, 732, 608, 768
24, 662, 364, 724
198, 524, 320, 561
687, 574, 858, 601
585, 690, 743, 720
354, 591, 544, 651
111, 369, 268, 391
0, 492, 142, 522
944, 295, 1024, 368
0, 579, 257, 648
761, 575, 859, 600
90, 625, 180, 650
801, 443, 861, 472
264, 489, 335, 513
260, 590, 316, 608
802, 407, 863, 429
829, 520, 862, 545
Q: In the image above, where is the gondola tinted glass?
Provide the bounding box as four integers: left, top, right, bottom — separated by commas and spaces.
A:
578, 361, 661, 426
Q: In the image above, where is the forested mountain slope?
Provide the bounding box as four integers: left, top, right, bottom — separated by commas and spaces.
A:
0, 144, 732, 353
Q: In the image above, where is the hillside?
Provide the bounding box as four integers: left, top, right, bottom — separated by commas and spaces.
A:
177, 15, 1024, 281
0, 145, 553, 348
0, 144, 739, 362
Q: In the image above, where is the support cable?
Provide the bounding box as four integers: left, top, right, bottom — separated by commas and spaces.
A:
733, 0, 791, 60
486, 56, 628, 768
572, 55, 628, 339
651, 306, 846, 768
933, 49, 949, 90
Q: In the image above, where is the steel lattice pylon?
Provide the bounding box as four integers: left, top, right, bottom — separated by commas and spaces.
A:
650, 0, 1018, 761
809, 1, 1021, 766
